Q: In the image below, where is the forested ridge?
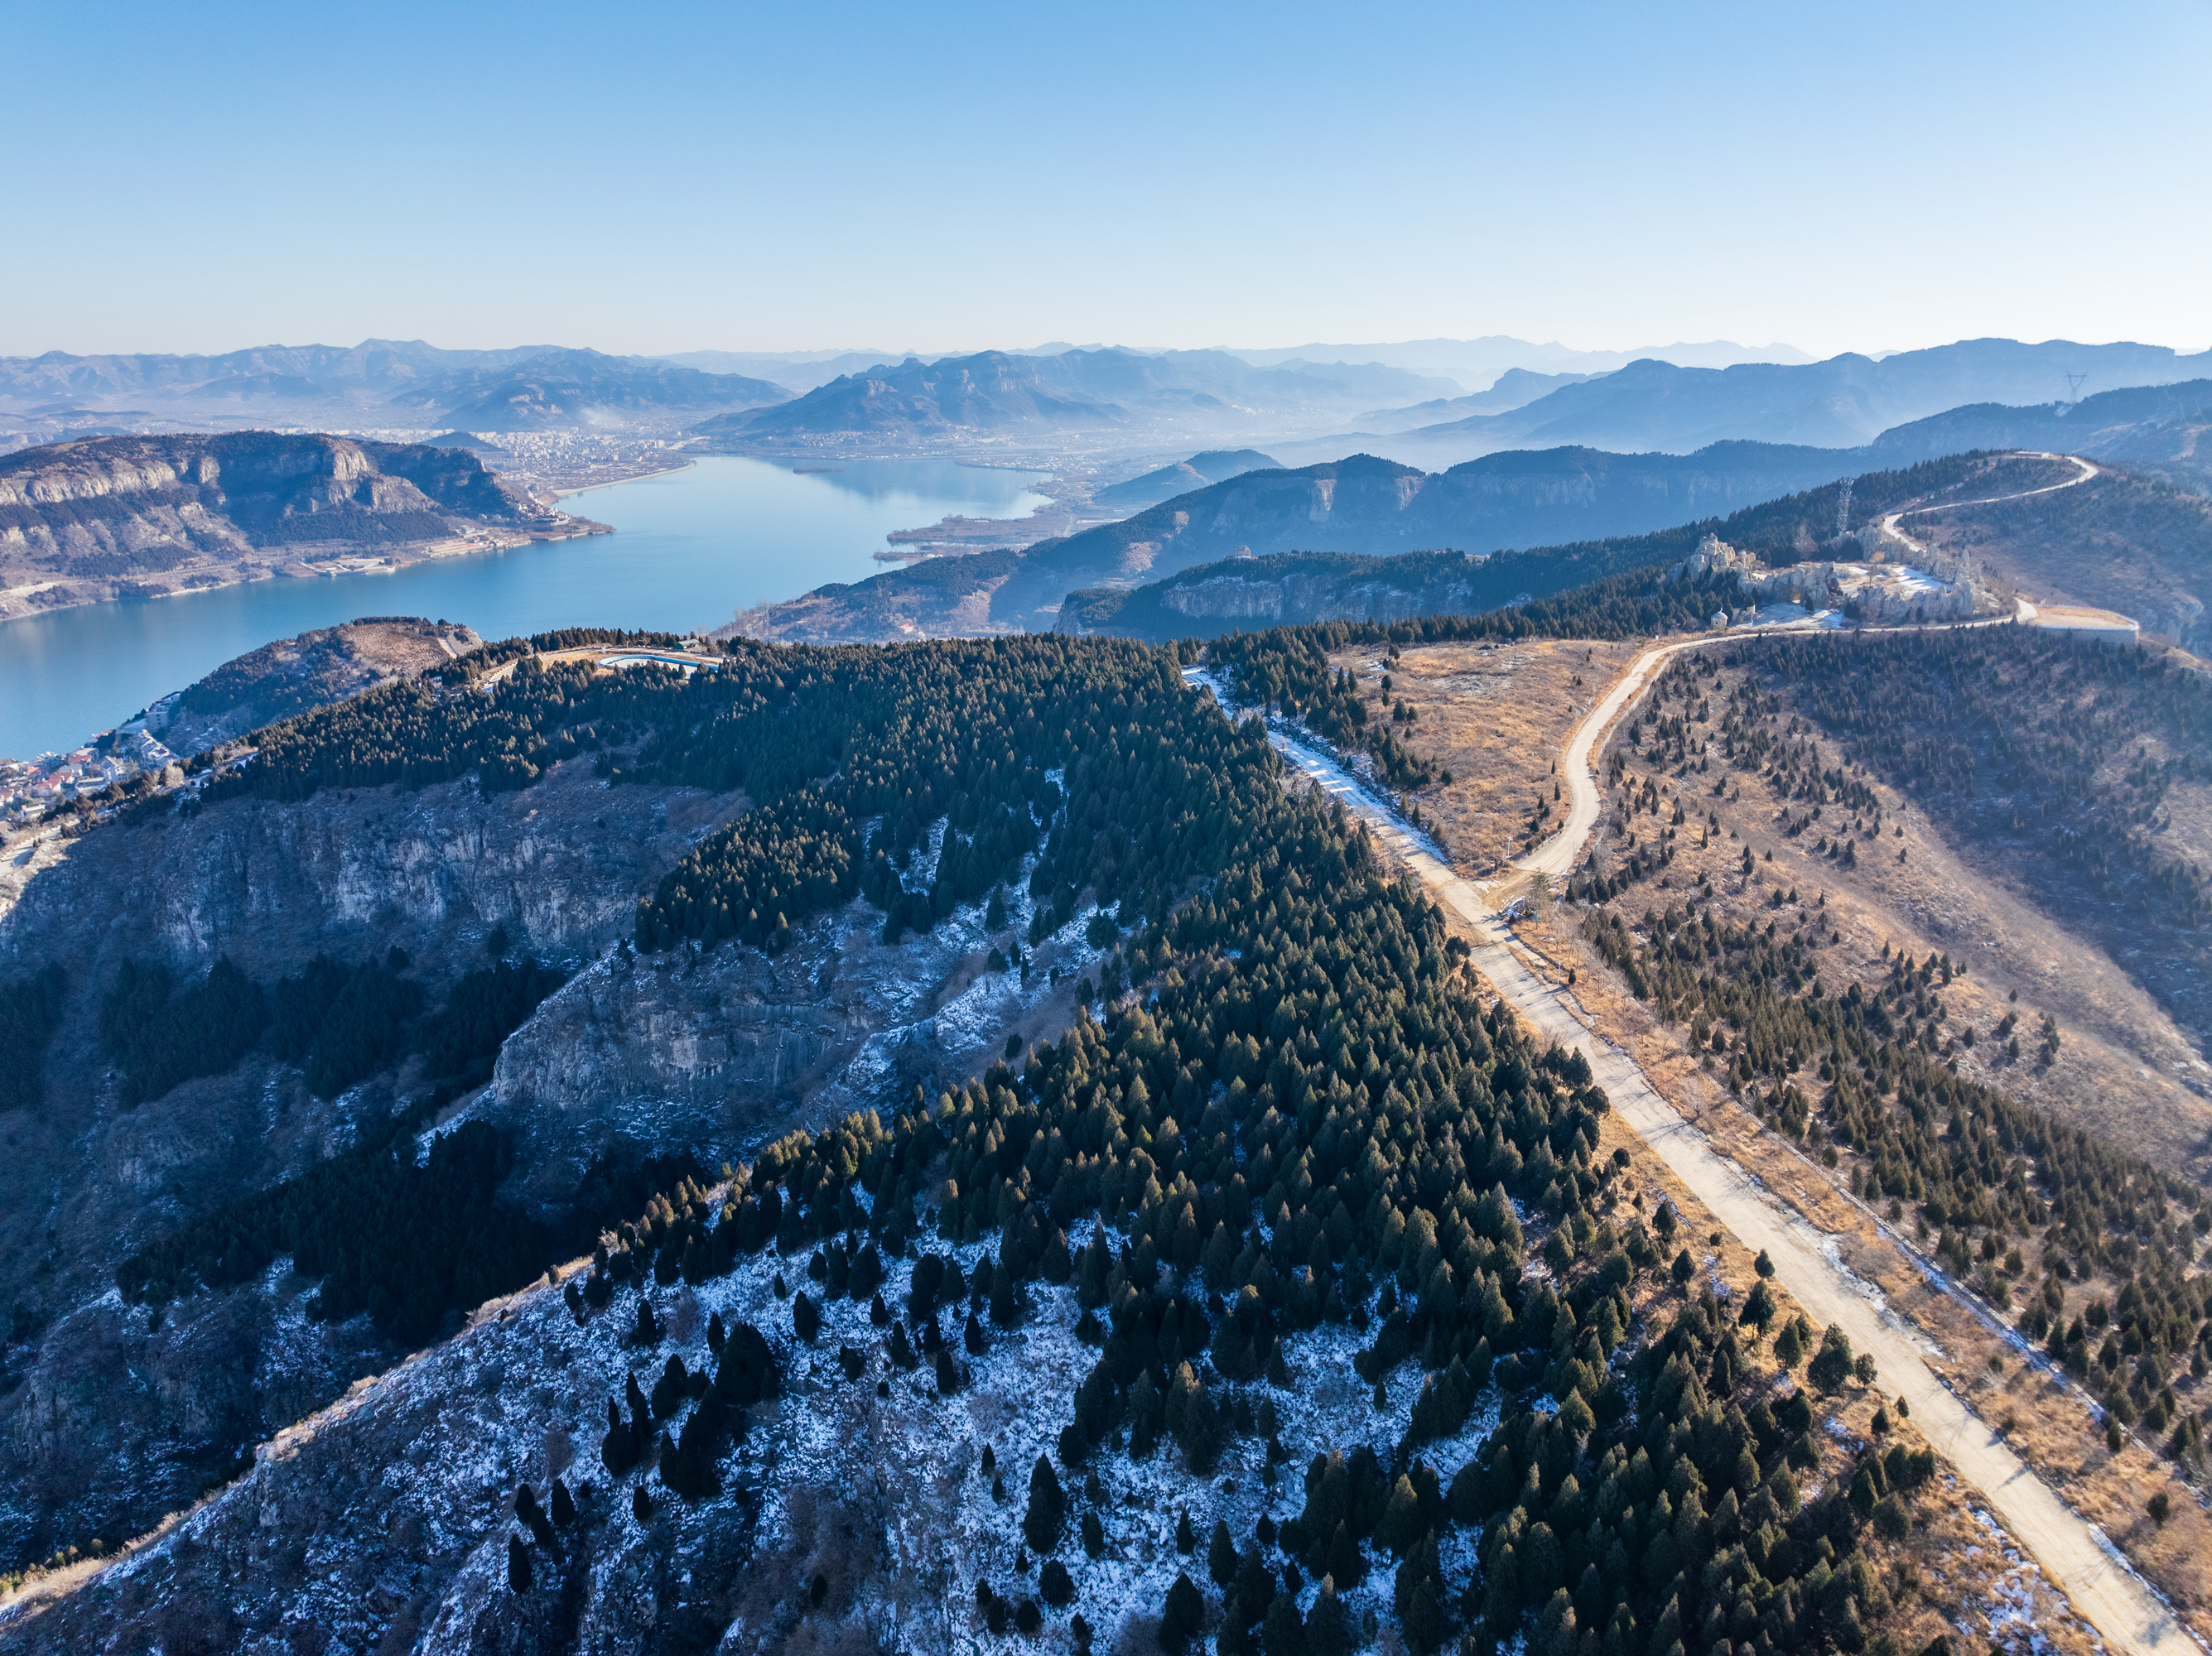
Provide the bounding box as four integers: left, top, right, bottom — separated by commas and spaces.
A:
515, 688, 1937, 1656
184, 623, 1290, 962
1572, 641, 2212, 1473
539, 804, 1942, 1656
1064, 450, 2058, 647
85, 623, 1963, 1652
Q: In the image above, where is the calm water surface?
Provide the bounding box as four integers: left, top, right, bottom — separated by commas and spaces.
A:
0, 456, 1049, 760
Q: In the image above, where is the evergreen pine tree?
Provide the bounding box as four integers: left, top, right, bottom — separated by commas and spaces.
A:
1208, 1519, 1239, 1588
1159, 1573, 1203, 1650
507, 1533, 533, 1593
1023, 1454, 1067, 1552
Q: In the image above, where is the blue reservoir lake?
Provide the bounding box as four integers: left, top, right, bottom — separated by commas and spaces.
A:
0, 456, 1050, 761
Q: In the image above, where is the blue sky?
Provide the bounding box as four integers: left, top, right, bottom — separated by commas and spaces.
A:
9, 0, 2206, 359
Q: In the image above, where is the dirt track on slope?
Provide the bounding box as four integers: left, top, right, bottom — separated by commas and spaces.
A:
1214, 666, 2201, 1656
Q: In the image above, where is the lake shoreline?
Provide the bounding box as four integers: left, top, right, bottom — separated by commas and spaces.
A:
551, 460, 698, 497
0, 455, 1055, 763
0, 518, 610, 632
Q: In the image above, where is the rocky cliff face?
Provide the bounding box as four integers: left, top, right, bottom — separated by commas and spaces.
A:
0, 752, 1102, 1569
0, 431, 589, 620
480, 879, 1101, 1218
0, 757, 741, 1563
1666, 532, 1988, 624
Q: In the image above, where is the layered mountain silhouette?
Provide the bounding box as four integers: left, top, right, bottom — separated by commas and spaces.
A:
1358, 339, 2212, 458
985, 444, 1862, 627
1093, 449, 1281, 509
0, 343, 792, 431
691, 349, 1458, 445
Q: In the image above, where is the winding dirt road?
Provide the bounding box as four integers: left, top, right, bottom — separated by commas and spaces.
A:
1189, 490, 2199, 1656
1877, 451, 2099, 562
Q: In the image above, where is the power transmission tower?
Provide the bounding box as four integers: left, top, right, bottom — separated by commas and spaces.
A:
2065, 373, 2088, 402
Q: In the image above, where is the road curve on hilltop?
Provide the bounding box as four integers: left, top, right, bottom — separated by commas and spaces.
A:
1518, 449, 2105, 887
1878, 450, 2099, 561
1189, 628, 2198, 1656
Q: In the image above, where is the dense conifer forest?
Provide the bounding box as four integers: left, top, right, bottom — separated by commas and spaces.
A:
548, 754, 1942, 1656
95, 625, 1964, 1653
85, 946, 567, 1111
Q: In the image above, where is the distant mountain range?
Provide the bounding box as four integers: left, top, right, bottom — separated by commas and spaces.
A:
9, 336, 2207, 467
663, 349, 944, 393
725, 440, 1869, 642
0, 343, 793, 435
1328, 339, 2212, 469
721, 372, 2212, 646
1218, 335, 1818, 382
690, 349, 1462, 447
1092, 449, 1279, 509
1865, 378, 2212, 495
696, 337, 2212, 460
1353, 368, 1599, 432
981, 444, 1867, 628
382, 349, 788, 430
1053, 448, 2212, 646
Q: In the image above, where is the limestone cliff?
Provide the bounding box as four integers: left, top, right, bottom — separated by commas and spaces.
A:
0, 758, 738, 1562
0, 431, 599, 620
0, 749, 1104, 1567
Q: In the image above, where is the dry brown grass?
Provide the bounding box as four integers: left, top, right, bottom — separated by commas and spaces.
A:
1573, 647, 2210, 1173
1397, 638, 2212, 1640
1330, 638, 1646, 874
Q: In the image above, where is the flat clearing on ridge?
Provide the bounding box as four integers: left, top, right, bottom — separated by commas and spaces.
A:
1330, 637, 1645, 875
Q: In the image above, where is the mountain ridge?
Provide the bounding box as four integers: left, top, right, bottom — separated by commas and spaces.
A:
1369, 338, 2212, 458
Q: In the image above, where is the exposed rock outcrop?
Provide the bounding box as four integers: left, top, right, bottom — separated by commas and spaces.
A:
0, 431, 600, 619
1667, 532, 1988, 623
0, 758, 740, 1561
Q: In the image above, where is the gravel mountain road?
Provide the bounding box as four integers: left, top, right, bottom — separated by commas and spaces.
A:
1193, 643, 2198, 1656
